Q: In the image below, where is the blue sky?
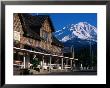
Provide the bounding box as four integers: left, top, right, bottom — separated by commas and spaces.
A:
31, 13, 97, 32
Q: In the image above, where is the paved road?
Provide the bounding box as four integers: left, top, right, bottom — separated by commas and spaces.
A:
36, 71, 97, 75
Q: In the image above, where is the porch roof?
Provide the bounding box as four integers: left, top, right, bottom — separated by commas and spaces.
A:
14, 47, 70, 59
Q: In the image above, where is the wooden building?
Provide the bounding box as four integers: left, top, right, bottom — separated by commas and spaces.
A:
13, 13, 72, 74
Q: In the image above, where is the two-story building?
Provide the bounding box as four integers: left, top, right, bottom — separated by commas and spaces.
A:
13, 13, 72, 74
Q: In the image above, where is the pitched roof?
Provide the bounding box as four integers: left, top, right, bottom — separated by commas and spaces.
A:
18, 13, 42, 41
21, 13, 55, 32
18, 13, 63, 48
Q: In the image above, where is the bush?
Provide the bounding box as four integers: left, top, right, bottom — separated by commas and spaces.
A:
31, 58, 40, 68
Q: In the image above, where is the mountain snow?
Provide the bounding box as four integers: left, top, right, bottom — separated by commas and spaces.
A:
61, 35, 70, 42
55, 22, 97, 42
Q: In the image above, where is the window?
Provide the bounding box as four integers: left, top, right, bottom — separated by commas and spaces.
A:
44, 31, 48, 40
42, 30, 49, 41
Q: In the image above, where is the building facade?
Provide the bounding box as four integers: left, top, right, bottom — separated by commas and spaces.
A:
13, 13, 72, 74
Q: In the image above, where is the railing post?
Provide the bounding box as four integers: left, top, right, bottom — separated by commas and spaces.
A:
66, 59, 68, 65
23, 53, 25, 68
49, 56, 52, 72
70, 59, 73, 69
61, 58, 63, 69
42, 56, 44, 69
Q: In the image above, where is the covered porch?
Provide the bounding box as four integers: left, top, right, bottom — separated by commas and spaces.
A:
13, 47, 74, 75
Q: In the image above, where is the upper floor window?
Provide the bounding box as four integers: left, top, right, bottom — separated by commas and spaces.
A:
44, 31, 48, 40
41, 26, 52, 42
42, 30, 49, 41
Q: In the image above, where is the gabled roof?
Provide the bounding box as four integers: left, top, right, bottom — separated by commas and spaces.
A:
17, 13, 63, 48
18, 13, 42, 41
21, 13, 55, 32
18, 13, 55, 40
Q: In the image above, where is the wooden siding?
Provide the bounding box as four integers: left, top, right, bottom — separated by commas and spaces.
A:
40, 41, 52, 50
13, 13, 24, 36
42, 19, 52, 33
20, 36, 40, 48
40, 19, 52, 42
51, 45, 62, 55
40, 18, 53, 51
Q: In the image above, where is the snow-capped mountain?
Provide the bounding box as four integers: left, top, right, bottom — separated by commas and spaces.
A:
55, 22, 97, 43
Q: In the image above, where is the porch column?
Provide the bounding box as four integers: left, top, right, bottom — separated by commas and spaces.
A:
70, 59, 73, 69
66, 59, 68, 65
42, 56, 44, 69
73, 62, 76, 69
80, 63, 83, 70
23, 55, 25, 68
25, 54, 30, 69
49, 56, 52, 72
61, 58, 63, 69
